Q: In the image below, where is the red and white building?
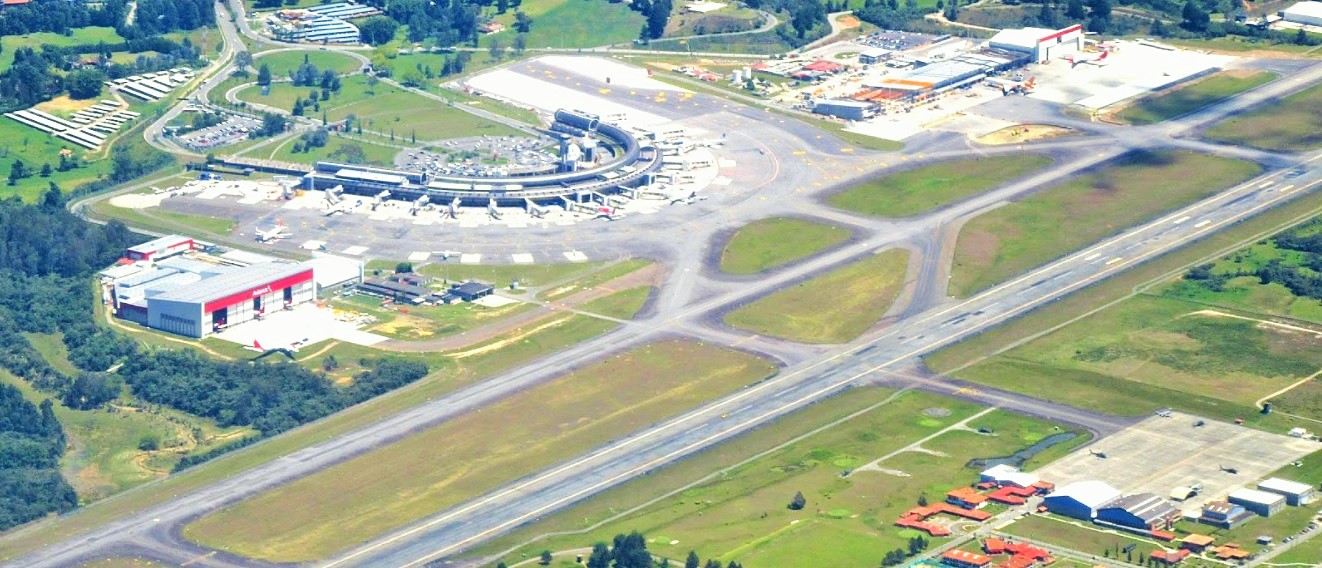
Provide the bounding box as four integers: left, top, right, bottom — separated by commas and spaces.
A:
113, 260, 315, 338
125, 234, 195, 261
989, 24, 1084, 63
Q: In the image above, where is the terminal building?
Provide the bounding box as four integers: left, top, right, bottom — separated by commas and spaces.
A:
1227, 488, 1287, 517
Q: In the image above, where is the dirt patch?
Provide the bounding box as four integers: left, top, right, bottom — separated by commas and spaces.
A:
958, 227, 1003, 272
973, 124, 1078, 146
835, 14, 861, 29
36, 95, 99, 115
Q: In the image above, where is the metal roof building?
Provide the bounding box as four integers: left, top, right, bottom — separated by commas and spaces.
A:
1282, 2, 1322, 27
1043, 480, 1120, 520
1257, 477, 1315, 506
980, 464, 1040, 488
139, 262, 315, 338
1096, 493, 1179, 530
1228, 488, 1287, 517
126, 234, 195, 261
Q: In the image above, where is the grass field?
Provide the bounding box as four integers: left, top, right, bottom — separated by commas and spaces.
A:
264, 134, 400, 166
255, 50, 363, 78
580, 286, 654, 319
235, 75, 521, 141
537, 259, 654, 301
725, 249, 910, 343
1117, 71, 1276, 125
331, 292, 535, 341
1203, 83, 1322, 151
466, 390, 1081, 567
78, 558, 164, 568
945, 293, 1322, 420
184, 341, 776, 562
719, 217, 851, 274
828, 155, 1053, 218
949, 151, 1261, 297
1005, 514, 1169, 560
0, 27, 124, 73
483, 0, 644, 48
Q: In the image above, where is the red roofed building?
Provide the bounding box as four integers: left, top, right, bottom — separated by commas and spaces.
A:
948, 487, 991, 509
1151, 549, 1190, 565
943, 550, 993, 568
983, 538, 1007, 555
989, 485, 1038, 505
803, 60, 844, 73
1, 0, 33, 6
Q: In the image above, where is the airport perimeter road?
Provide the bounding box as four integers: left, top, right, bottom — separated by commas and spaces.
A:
323, 156, 1322, 568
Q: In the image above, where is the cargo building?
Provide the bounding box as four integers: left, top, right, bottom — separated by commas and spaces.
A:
1228, 488, 1286, 517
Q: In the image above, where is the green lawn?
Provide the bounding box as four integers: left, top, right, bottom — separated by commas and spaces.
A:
466, 392, 1079, 567
264, 134, 400, 166
1117, 71, 1276, 125
947, 293, 1322, 422
255, 50, 363, 77
537, 259, 654, 301
0, 27, 124, 73
1203, 82, 1322, 151
579, 286, 654, 319
483, 0, 644, 48
949, 151, 1261, 297
330, 292, 535, 341
725, 249, 910, 343
235, 75, 521, 141
719, 217, 851, 274
829, 155, 1053, 218
1005, 514, 1168, 560
184, 341, 776, 562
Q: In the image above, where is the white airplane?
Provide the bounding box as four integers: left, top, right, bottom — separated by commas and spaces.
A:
255, 220, 292, 243
671, 191, 707, 206
323, 185, 354, 216
245, 339, 301, 358
1065, 50, 1110, 68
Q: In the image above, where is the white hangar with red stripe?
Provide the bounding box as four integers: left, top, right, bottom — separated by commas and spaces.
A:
989, 24, 1084, 63
144, 263, 315, 338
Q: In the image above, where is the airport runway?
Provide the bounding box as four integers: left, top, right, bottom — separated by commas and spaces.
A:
21, 14, 1322, 567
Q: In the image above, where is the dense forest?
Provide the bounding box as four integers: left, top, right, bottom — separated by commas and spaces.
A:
1183, 217, 1322, 300
0, 384, 76, 531
0, 191, 430, 528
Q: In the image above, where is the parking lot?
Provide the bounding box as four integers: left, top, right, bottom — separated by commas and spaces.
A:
1036, 411, 1321, 516
176, 113, 263, 150
394, 135, 558, 177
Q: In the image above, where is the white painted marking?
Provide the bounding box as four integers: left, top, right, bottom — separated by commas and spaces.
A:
1281, 184, 1297, 193
563, 251, 588, 262
511, 253, 535, 264
407, 251, 430, 262
341, 245, 368, 256
459, 254, 482, 264
1172, 216, 1190, 225
1194, 220, 1211, 228
1105, 257, 1123, 265
1258, 181, 1275, 189
1083, 253, 1101, 261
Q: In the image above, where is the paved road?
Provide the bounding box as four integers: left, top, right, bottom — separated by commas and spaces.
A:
13, 14, 1322, 568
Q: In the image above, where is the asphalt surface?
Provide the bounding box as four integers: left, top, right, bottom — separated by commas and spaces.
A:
16, 11, 1322, 568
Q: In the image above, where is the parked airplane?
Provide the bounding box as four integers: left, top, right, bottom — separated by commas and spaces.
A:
323, 185, 354, 216
246, 339, 300, 359
255, 220, 291, 243
594, 205, 624, 221
1066, 50, 1109, 68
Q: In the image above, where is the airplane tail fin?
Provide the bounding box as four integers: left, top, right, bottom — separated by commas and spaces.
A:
1098, 50, 1109, 61
254, 339, 263, 351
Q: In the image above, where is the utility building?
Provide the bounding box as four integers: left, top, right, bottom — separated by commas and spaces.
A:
1199, 500, 1254, 529
125, 235, 195, 261
1257, 477, 1315, 506
1282, 2, 1322, 27
1095, 493, 1179, 530
980, 464, 1040, 488
1228, 488, 1286, 517
1043, 480, 1120, 520
811, 99, 880, 121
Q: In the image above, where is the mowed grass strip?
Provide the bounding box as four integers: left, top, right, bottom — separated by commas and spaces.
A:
1204, 82, 1322, 151
828, 155, 1053, 218
719, 217, 852, 275
580, 286, 654, 319
725, 249, 910, 343
1116, 71, 1276, 125
256, 50, 363, 77
949, 151, 1261, 297
183, 340, 776, 562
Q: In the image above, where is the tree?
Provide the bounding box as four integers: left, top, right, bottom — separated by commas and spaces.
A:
586, 542, 611, 568
1065, 0, 1087, 19
917, 493, 928, 506
539, 550, 552, 565
257, 63, 272, 86
703, 560, 722, 568
514, 10, 533, 33
1180, 0, 1210, 32
366, 73, 380, 93
496, 563, 508, 568
396, 262, 413, 273
256, 112, 288, 137
788, 491, 806, 510
39, 163, 51, 178
322, 355, 339, 371
8, 159, 28, 185
497, 0, 509, 13
65, 69, 106, 100
489, 38, 505, 62
685, 551, 700, 568
235, 50, 253, 72
359, 16, 399, 45
513, 33, 527, 53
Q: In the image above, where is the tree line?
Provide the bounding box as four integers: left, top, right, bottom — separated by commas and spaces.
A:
0, 384, 76, 531
1183, 217, 1322, 300
1, 35, 208, 111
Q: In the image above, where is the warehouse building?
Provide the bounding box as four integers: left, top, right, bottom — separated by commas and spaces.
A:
113, 261, 315, 338
863, 48, 1027, 101
1095, 493, 1179, 530
1199, 500, 1255, 529
1043, 480, 1120, 520
1281, 2, 1322, 27
125, 234, 195, 261
1228, 488, 1286, 517
988, 24, 1084, 62
811, 98, 880, 121
1257, 477, 1315, 506
980, 464, 1040, 488
859, 47, 891, 65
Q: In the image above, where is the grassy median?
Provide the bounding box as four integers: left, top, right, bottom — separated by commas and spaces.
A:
1116, 70, 1276, 125
725, 249, 911, 343
1204, 82, 1322, 151
183, 340, 776, 562
828, 155, 1053, 218
719, 217, 852, 275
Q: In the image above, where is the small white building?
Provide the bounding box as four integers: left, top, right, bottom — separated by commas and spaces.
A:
980, 464, 1041, 488
989, 24, 1084, 62
859, 47, 891, 65
1282, 2, 1322, 27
